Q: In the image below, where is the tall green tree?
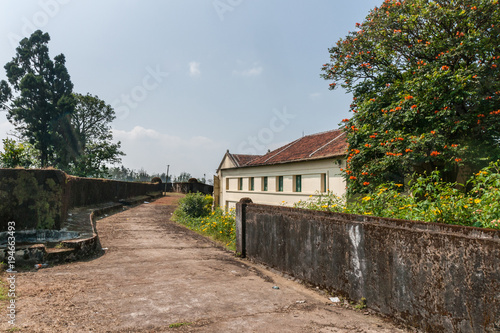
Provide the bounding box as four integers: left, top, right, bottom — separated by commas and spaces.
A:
0, 30, 79, 168
70, 93, 124, 178
321, 0, 500, 194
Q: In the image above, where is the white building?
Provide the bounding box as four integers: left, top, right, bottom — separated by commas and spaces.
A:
214, 130, 347, 209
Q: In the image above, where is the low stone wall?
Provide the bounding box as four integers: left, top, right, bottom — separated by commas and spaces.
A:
236, 200, 500, 333
65, 176, 162, 207
0, 168, 162, 231
168, 182, 213, 195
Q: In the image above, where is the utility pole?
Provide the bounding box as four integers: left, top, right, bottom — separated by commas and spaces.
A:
166, 165, 170, 192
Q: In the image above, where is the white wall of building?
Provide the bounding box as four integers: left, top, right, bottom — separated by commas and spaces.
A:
218, 158, 346, 210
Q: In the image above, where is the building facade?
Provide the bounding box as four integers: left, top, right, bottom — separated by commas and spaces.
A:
215, 130, 347, 209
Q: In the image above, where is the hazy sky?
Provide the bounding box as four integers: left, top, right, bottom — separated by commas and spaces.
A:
0, 0, 381, 179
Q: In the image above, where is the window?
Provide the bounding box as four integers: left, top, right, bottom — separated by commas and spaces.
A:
277, 176, 283, 192
226, 178, 229, 190
294, 175, 302, 192
321, 173, 327, 193
238, 177, 243, 190
250, 177, 254, 191
262, 176, 268, 191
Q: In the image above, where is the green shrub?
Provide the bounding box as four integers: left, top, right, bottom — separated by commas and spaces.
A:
295, 161, 500, 230
174, 193, 213, 219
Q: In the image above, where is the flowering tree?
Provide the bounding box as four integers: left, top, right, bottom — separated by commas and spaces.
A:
321, 0, 500, 194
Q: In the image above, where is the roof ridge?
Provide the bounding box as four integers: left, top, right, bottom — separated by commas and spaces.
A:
263, 137, 302, 163
309, 131, 346, 158
302, 129, 341, 138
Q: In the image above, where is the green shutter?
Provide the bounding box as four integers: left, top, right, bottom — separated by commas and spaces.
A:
296, 175, 302, 192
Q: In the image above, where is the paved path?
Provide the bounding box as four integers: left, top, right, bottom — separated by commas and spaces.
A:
2, 195, 409, 332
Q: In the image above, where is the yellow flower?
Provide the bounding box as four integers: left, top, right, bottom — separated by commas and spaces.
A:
463, 205, 468, 209
362, 196, 372, 201
395, 184, 403, 187
474, 199, 481, 204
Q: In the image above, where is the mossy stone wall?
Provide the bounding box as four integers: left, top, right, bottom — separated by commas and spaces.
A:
0, 169, 162, 231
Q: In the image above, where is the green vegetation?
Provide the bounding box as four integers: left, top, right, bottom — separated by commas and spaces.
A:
354, 297, 367, 310
69, 93, 124, 178
0, 279, 9, 301
0, 31, 123, 177
0, 138, 40, 169
168, 322, 192, 328
0, 30, 78, 169
295, 161, 500, 230
321, 0, 500, 194
173, 193, 236, 250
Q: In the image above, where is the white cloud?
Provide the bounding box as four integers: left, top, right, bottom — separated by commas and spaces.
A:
232, 66, 263, 77
112, 126, 227, 178
188, 61, 201, 77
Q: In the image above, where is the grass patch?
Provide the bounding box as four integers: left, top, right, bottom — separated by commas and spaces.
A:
0, 279, 9, 301
169, 322, 192, 328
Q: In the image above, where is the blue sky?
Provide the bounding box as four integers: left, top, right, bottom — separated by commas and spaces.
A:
0, 0, 381, 179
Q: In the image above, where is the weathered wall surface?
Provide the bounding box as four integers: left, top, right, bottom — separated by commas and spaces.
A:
238, 202, 500, 333
0, 169, 162, 231
0, 169, 66, 230
65, 176, 161, 207
168, 182, 213, 195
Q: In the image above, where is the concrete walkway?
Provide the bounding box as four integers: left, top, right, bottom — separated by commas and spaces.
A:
3, 195, 410, 332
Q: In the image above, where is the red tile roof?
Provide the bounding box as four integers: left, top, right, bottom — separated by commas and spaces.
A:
231, 154, 262, 167
233, 129, 347, 167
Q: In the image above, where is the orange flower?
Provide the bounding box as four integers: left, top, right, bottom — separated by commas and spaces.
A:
363, 182, 370, 186
455, 158, 462, 162
411, 105, 417, 109
430, 151, 440, 157
350, 176, 357, 180
365, 144, 372, 148
431, 130, 436, 135
405, 149, 413, 153
441, 65, 450, 70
